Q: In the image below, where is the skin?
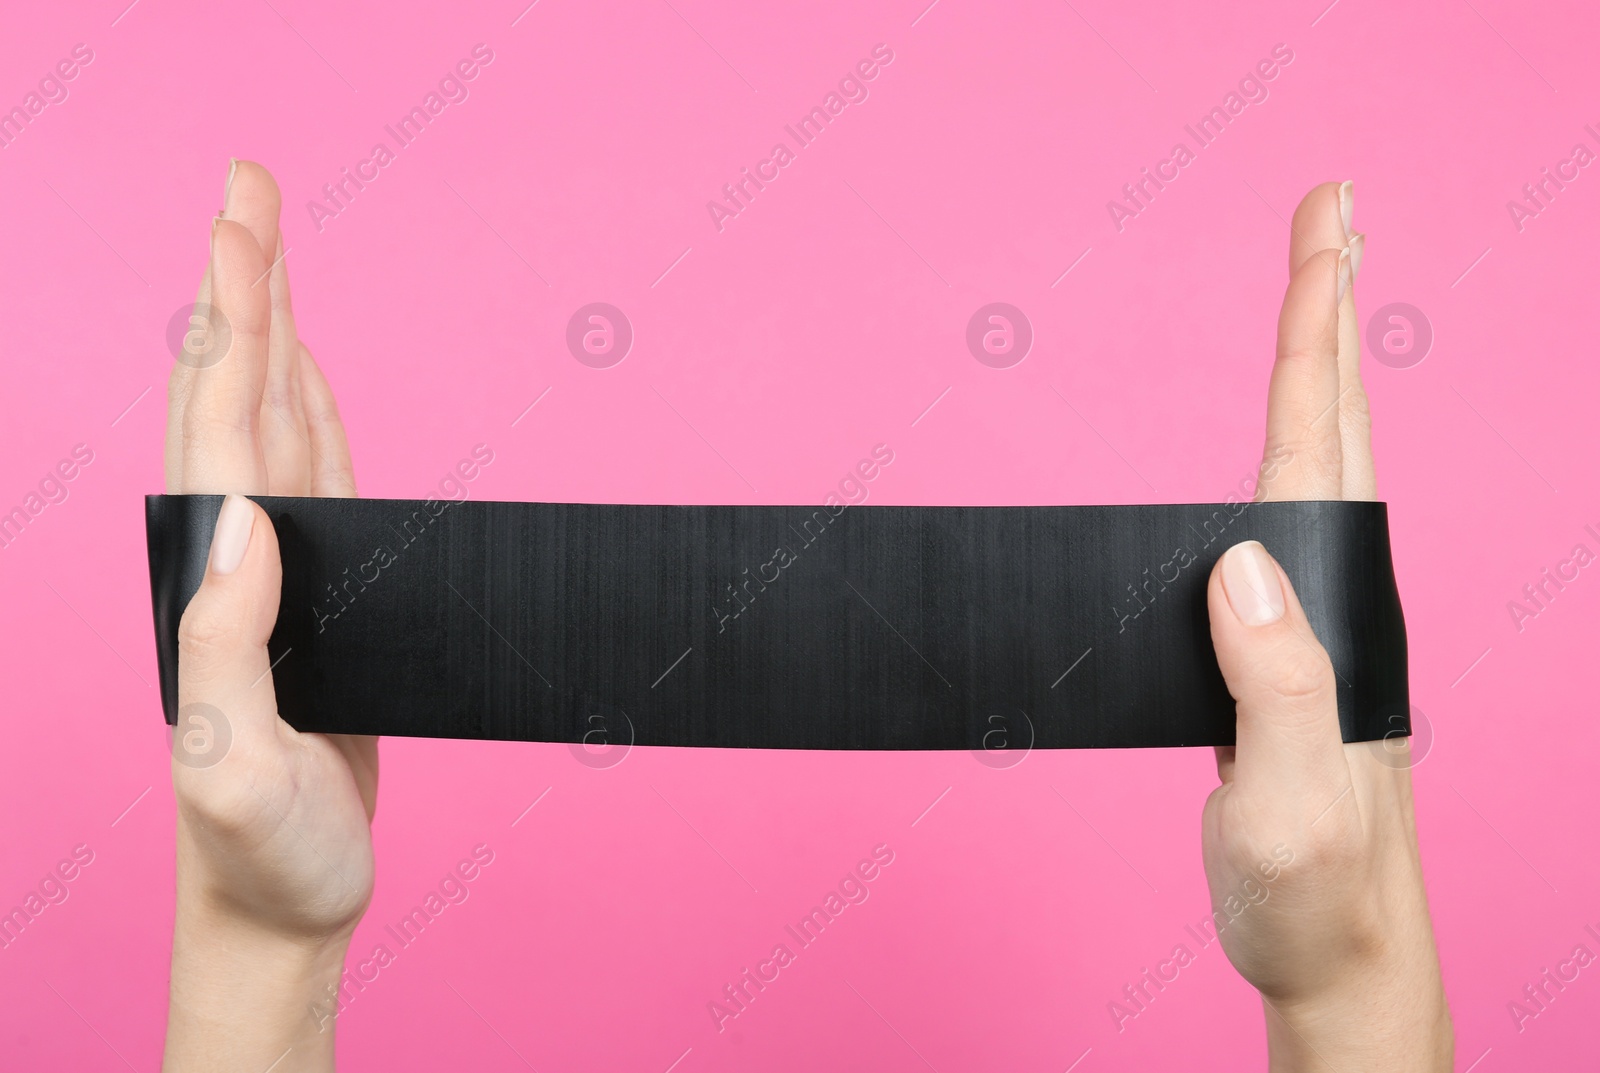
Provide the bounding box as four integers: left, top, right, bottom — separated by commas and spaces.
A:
162, 161, 373, 1073
159, 166, 1451, 1070
1200, 181, 1452, 1070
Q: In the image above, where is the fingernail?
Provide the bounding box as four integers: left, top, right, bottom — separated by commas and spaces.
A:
209, 494, 254, 575
1336, 247, 1351, 305
1348, 232, 1364, 282
1338, 180, 1353, 238
224, 158, 238, 219
1221, 541, 1285, 626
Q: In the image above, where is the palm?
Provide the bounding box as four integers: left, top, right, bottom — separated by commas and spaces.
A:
173, 726, 376, 936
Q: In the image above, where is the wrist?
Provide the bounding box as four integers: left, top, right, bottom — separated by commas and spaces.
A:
164, 898, 352, 1073
1264, 956, 1452, 1073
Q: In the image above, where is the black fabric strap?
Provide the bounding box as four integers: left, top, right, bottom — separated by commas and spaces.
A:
145, 495, 1409, 750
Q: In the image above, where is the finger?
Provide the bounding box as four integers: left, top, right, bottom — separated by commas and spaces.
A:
1336, 228, 1375, 501
1287, 181, 1350, 275
1256, 246, 1349, 502
167, 163, 235, 490
174, 495, 283, 788
299, 344, 358, 498
1208, 541, 1350, 811
1213, 744, 1236, 784
166, 207, 221, 492
224, 161, 311, 496
258, 232, 311, 495
1289, 180, 1374, 500
180, 220, 271, 493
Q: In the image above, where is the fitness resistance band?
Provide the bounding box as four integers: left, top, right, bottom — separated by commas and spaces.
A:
145, 495, 1409, 751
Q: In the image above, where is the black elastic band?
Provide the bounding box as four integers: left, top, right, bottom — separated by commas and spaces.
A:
145, 495, 1409, 750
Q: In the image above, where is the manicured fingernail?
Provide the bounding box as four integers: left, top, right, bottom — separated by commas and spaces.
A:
223, 158, 238, 217
1338, 180, 1353, 238
1348, 232, 1364, 282
1336, 246, 1351, 304
1221, 541, 1285, 626
209, 494, 254, 575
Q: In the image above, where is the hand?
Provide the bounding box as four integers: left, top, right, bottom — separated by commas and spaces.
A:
162, 161, 374, 1073
1200, 182, 1452, 1071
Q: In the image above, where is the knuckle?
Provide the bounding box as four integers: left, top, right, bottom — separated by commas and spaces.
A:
1274, 437, 1342, 493
1260, 645, 1336, 708
177, 599, 241, 664
262, 379, 302, 425
1276, 337, 1330, 365
1341, 388, 1373, 439
182, 394, 257, 441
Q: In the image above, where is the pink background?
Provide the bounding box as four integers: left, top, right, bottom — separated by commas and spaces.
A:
2, 0, 1598, 1069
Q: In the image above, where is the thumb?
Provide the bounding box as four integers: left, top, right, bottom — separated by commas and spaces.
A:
172, 494, 283, 773
1207, 540, 1348, 805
